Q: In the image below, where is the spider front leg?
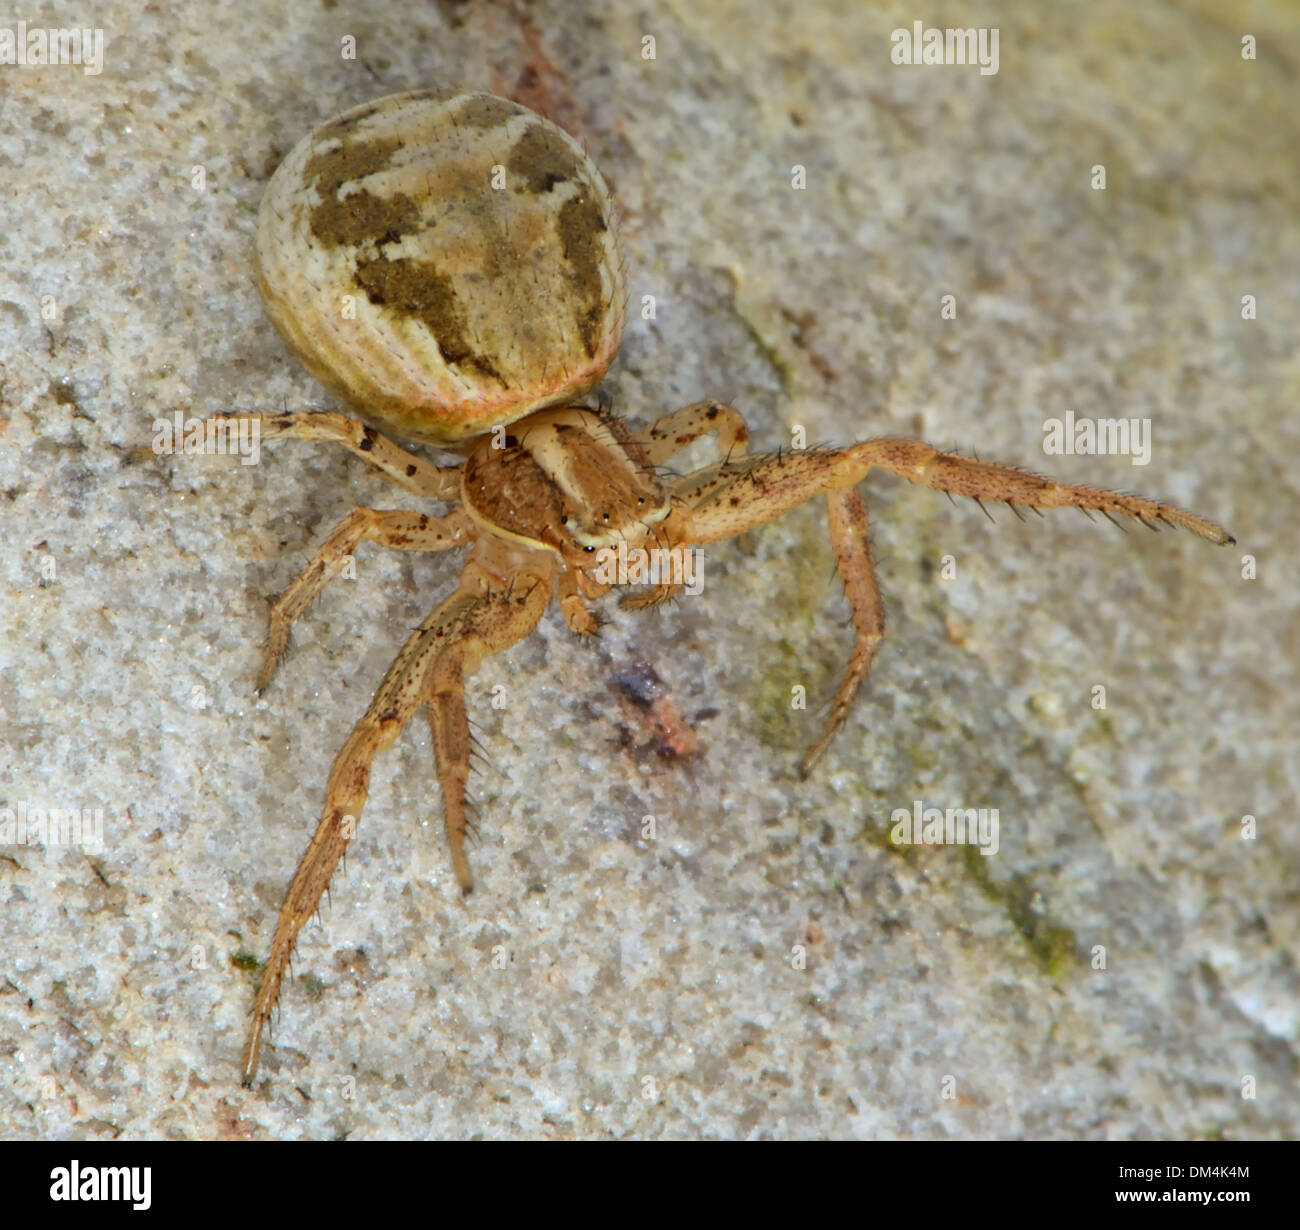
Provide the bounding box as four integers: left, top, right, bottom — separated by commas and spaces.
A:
605, 399, 755, 614
672, 434, 1232, 773
672, 472, 887, 774
628, 399, 750, 465
557, 568, 607, 635
799, 488, 885, 778
205, 411, 461, 499
627, 399, 756, 589
679, 437, 1234, 546
256, 506, 474, 693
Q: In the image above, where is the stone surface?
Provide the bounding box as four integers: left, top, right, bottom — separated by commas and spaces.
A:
1, 0, 1296, 1139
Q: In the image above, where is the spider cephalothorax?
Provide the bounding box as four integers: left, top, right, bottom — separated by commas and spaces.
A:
460, 408, 672, 560
212, 90, 1233, 1084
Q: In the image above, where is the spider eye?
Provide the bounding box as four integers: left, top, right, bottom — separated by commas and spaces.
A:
584, 545, 595, 553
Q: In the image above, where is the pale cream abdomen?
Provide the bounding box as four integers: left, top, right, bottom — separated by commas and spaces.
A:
255, 89, 626, 447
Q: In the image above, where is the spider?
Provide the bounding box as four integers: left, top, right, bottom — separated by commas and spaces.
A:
210, 89, 1233, 1084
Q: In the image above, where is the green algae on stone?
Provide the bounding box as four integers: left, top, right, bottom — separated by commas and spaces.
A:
300, 972, 327, 999
231, 951, 265, 977
962, 845, 1077, 979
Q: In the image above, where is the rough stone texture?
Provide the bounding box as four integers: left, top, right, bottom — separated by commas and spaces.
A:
1, 0, 1296, 1140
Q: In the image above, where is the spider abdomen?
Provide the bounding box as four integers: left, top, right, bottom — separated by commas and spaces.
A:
256, 88, 627, 447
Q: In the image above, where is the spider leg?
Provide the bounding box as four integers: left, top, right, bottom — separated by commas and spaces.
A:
257, 507, 475, 694
628, 399, 750, 466
575, 570, 612, 603
615, 542, 695, 611
676, 438, 1234, 546
241, 575, 485, 1084
423, 567, 553, 893
618, 585, 679, 611
616, 519, 690, 611
557, 567, 602, 635
670, 436, 1230, 773
205, 411, 461, 499
851, 440, 1234, 542
633, 400, 757, 555
799, 488, 886, 777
